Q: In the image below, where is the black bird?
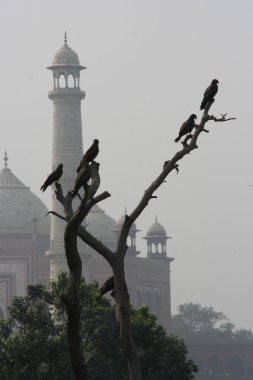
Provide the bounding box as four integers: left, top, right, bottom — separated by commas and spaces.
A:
174, 114, 197, 143
200, 79, 219, 110
100, 276, 115, 298
40, 164, 63, 192
77, 139, 99, 172
72, 162, 91, 197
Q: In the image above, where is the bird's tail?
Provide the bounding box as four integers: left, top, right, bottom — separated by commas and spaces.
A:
174, 136, 180, 143
200, 99, 206, 110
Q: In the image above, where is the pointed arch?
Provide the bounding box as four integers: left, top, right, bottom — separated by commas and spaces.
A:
59, 73, 66, 88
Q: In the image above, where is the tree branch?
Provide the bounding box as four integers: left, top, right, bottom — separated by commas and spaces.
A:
207, 113, 236, 122
116, 100, 235, 256
77, 225, 115, 265
53, 175, 113, 264
45, 211, 68, 222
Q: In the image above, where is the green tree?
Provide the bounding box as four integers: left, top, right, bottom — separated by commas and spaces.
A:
0, 275, 197, 380
0, 284, 72, 380
131, 307, 196, 380
172, 303, 253, 343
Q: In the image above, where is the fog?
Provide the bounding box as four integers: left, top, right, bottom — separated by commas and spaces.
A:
0, 0, 252, 329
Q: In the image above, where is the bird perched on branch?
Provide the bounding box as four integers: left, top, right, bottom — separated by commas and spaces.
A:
72, 162, 91, 197
77, 139, 99, 172
200, 79, 219, 110
40, 164, 63, 192
174, 114, 197, 143
100, 276, 115, 298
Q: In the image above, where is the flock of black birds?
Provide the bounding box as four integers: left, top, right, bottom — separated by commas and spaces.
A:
40, 79, 219, 298
174, 79, 219, 143
40, 139, 99, 196
41, 80, 219, 193
73, 138, 99, 197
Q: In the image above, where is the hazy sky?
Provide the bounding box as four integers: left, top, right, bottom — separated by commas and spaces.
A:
0, 0, 253, 330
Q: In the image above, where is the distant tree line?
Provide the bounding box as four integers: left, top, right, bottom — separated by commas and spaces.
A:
171, 303, 253, 343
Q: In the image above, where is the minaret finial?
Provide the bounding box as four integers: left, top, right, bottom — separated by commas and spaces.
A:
155, 215, 158, 223
64, 32, 68, 46
124, 206, 127, 215
3, 150, 8, 168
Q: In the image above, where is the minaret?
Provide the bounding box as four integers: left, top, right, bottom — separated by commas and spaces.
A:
144, 217, 174, 329
47, 34, 86, 279
144, 216, 170, 258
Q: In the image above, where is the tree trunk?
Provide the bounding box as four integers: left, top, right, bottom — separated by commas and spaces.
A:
64, 223, 87, 380
114, 260, 142, 380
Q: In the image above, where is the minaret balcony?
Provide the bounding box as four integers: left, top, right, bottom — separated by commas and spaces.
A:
48, 88, 85, 101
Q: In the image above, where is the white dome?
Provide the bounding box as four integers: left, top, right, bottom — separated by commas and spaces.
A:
0, 167, 50, 235
52, 44, 80, 66
147, 220, 167, 237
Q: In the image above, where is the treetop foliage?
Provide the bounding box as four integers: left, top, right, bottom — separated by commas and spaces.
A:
0, 274, 197, 380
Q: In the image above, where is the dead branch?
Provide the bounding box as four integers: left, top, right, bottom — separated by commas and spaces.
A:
207, 113, 236, 122
53, 173, 113, 264
77, 225, 115, 265
76, 193, 83, 202
163, 161, 179, 174
181, 134, 193, 147
45, 211, 67, 222
117, 99, 235, 257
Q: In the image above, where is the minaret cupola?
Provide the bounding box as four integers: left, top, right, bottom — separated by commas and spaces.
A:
143, 216, 171, 258
47, 32, 86, 90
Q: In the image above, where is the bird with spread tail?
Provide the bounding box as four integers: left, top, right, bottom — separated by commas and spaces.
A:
76, 139, 99, 173
100, 276, 115, 298
174, 114, 197, 143
40, 163, 63, 192
72, 162, 91, 198
200, 79, 219, 110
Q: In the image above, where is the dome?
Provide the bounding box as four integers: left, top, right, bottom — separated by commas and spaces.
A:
47, 35, 86, 72
85, 205, 117, 247
0, 163, 50, 236
147, 218, 167, 237
52, 43, 80, 66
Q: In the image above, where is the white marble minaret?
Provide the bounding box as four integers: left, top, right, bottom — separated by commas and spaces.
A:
47, 34, 86, 279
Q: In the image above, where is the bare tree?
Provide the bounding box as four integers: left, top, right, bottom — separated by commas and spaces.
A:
48, 99, 235, 380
